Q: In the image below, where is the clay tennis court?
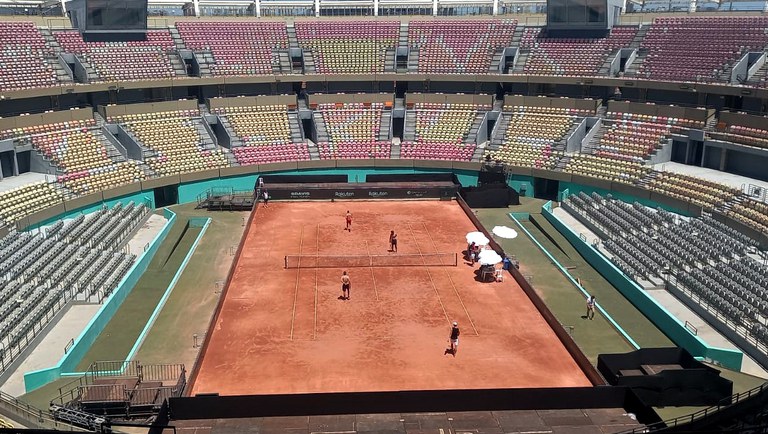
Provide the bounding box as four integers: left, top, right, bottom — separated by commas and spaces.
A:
191, 200, 591, 396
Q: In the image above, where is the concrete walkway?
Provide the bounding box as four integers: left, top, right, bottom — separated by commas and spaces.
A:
0, 173, 50, 193
126, 213, 167, 257
0, 304, 100, 397
553, 206, 768, 379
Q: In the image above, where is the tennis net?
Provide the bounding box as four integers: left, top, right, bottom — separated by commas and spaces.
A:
284, 253, 458, 269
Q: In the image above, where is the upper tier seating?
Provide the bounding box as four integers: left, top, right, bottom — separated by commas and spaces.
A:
563, 154, 651, 184
727, 198, 768, 234
114, 111, 229, 176
0, 182, 64, 227
295, 21, 399, 74
401, 103, 485, 161
316, 103, 391, 159
486, 106, 581, 169
408, 20, 517, 74
709, 124, 768, 150
519, 26, 637, 76
176, 22, 289, 76
0, 22, 57, 92
54, 30, 177, 82
218, 105, 310, 165
646, 171, 741, 209
638, 17, 768, 82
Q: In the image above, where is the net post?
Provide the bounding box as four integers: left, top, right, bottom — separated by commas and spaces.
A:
284, 255, 288, 269
453, 252, 458, 266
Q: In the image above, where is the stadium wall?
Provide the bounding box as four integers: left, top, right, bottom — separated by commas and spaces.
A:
22, 208, 177, 393
540, 201, 744, 371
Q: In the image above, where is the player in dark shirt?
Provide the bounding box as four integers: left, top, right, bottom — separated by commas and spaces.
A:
389, 230, 398, 252
449, 322, 460, 356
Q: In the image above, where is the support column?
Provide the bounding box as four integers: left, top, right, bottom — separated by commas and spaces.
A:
13, 152, 19, 177
255, 0, 261, 17
688, 0, 697, 11
493, 0, 499, 15
433, 0, 438, 15
193, 0, 200, 16
374, 0, 379, 15
719, 148, 727, 171
315, 0, 320, 17
60, 0, 66, 14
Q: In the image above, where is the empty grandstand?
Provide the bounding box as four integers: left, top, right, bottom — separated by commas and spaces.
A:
0, 3, 767, 433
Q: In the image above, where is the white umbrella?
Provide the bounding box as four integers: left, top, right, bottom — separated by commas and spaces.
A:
478, 249, 503, 266
492, 226, 518, 239
466, 231, 490, 246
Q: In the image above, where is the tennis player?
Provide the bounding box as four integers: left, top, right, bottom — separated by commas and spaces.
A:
389, 230, 398, 252
345, 211, 352, 232
341, 271, 351, 300
448, 321, 460, 356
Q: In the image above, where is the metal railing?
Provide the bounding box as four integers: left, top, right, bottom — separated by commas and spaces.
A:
622, 381, 768, 433
0, 390, 80, 431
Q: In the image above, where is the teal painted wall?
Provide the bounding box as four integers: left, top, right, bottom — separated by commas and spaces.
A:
558, 182, 691, 216
541, 204, 743, 370
23, 208, 177, 393
507, 175, 534, 197
177, 174, 259, 204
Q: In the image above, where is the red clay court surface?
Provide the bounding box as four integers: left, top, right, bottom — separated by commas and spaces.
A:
191, 200, 591, 396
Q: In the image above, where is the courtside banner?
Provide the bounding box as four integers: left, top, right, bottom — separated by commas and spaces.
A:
268, 185, 457, 200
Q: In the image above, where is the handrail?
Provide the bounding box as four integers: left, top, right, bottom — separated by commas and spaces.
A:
621, 381, 768, 433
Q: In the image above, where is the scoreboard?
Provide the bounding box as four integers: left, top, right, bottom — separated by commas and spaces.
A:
546, 0, 624, 33
67, 0, 147, 41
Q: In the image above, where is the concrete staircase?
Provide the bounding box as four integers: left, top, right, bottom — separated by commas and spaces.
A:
403, 110, 416, 142
511, 26, 525, 45
313, 111, 329, 143
91, 129, 127, 164
302, 50, 317, 74
169, 53, 187, 77
636, 169, 660, 188
287, 23, 300, 49
407, 49, 419, 73
629, 25, 647, 49
390, 139, 401, 159
511, 50, 529, 73
194, 50, 215, 77
77, 55, 100, 82
38, 28, 74, 83
466, 111, 486, 144
168, 27, 187, 51
598, 49, 619, 76
217, 115, 245, 148
489, 113, 511, 151
582, 124, 608, 154
379, 110, 392, 141
384, 48, 396, 73
288, 111, 304, 143
489, 48, 505, 73
274, 50, 292, 74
